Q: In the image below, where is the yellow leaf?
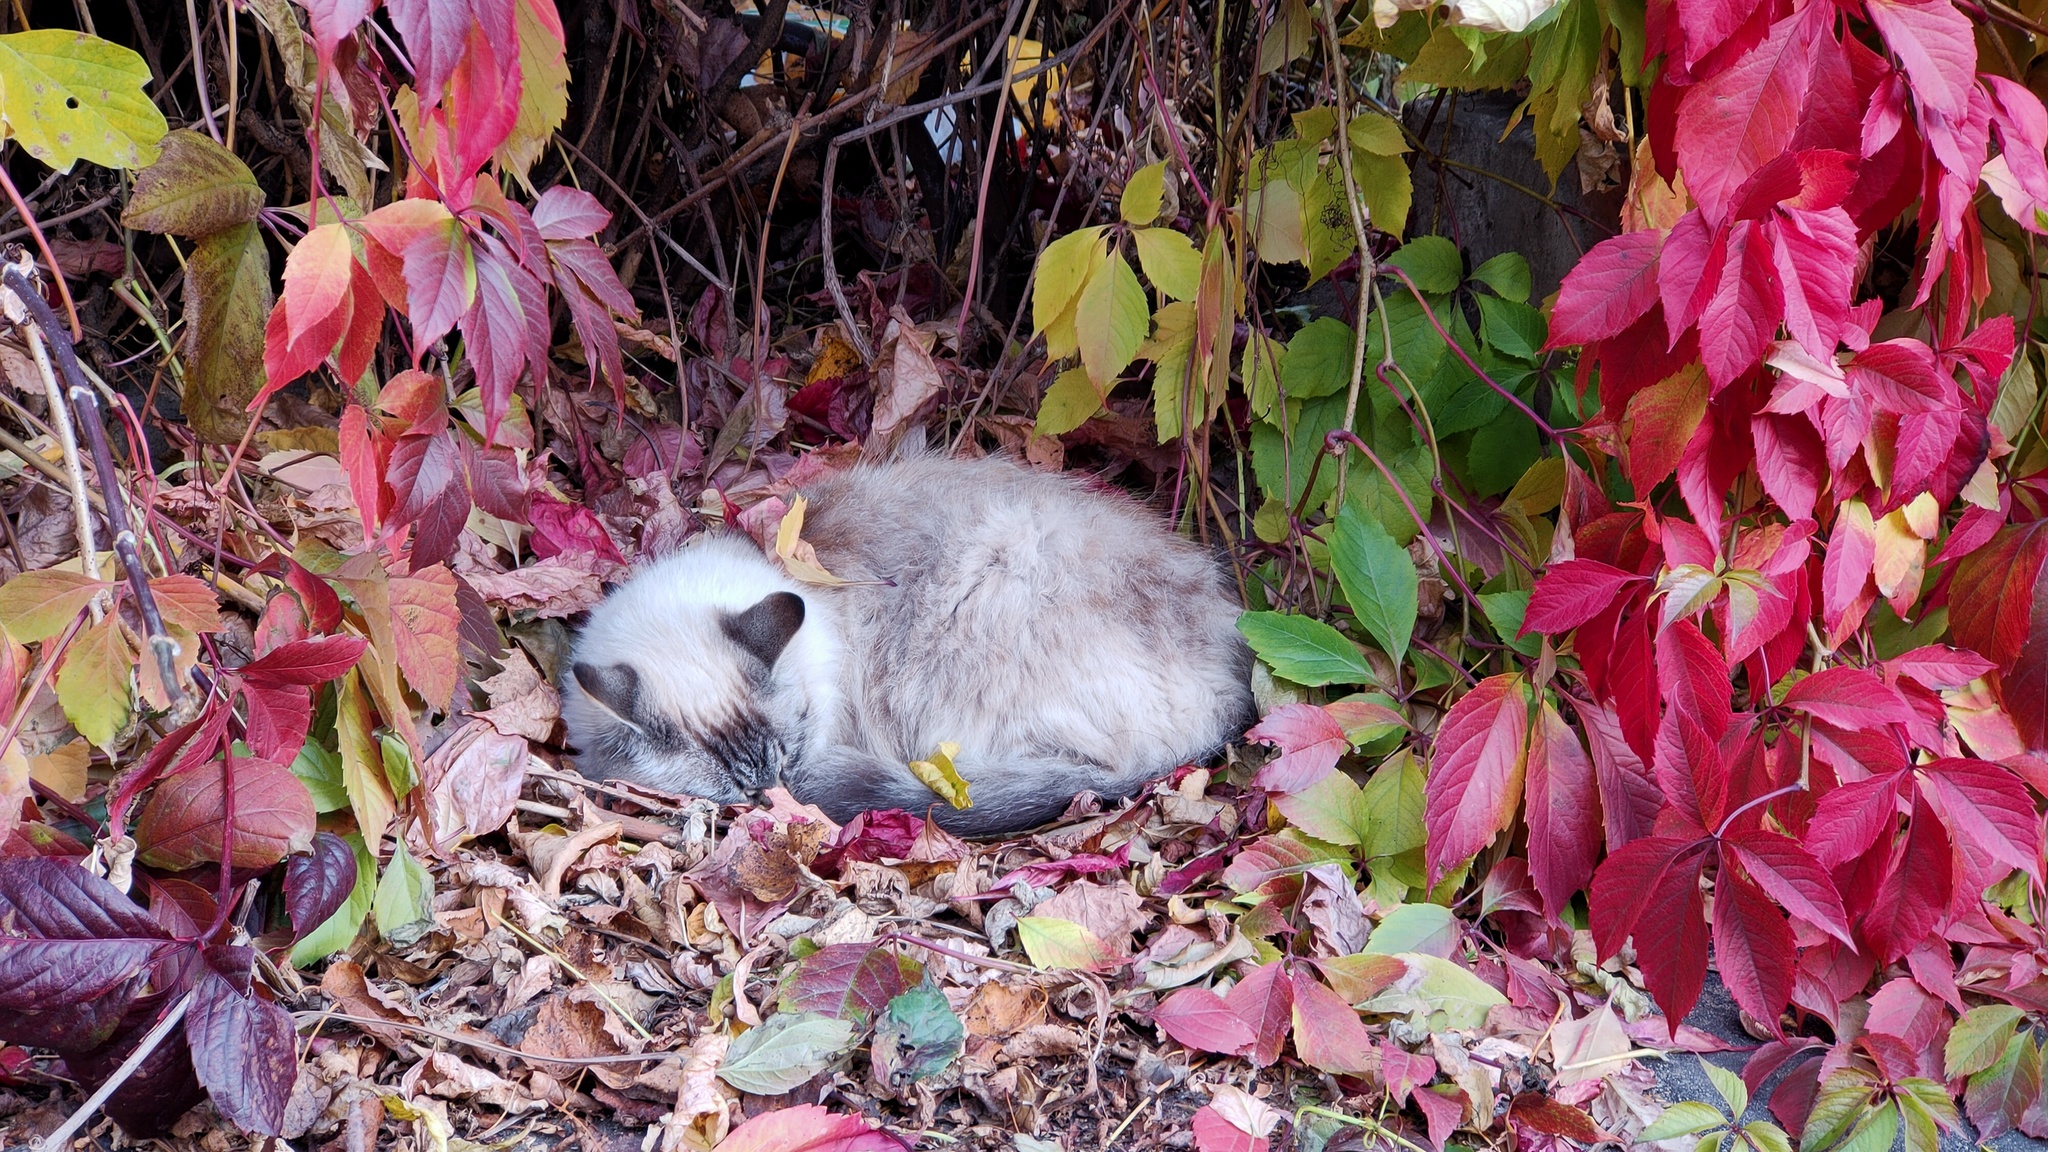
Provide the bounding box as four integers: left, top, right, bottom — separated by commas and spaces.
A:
1132, 227, 1203, 302
56, 616, 134, 749
1121, 160, 1168, 225
775, 497, 852, 587
1352, 151, 1413, 239
1247, 175, 1307, 264
1143, 301, 1201, 442
1032, 226, 1105, 352
907, 741, 971, 809
1347, 112, 1409, 157
28, 739, 88, 802
1016, 916, 1109, 970
1075, 249, 1147, 391
494, 0, 570, 189
337, 669, 397, 850
0, 30, 168, 171
1035, 366, 1100, 436
1504, 457, 1566, 516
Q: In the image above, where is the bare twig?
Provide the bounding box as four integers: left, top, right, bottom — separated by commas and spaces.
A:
20, 325, 106, 612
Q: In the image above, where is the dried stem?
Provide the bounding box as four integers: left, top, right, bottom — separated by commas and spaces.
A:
32, 990, 196, 1152
21, 324, 106, 614
2, 262, 185, 709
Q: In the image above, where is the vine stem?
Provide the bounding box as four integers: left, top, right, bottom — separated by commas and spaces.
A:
1384, 265, 1558, 438
955, 0, 1042, 339
1326, 428, 1480, 607
32, 991, 196, 1152
21, 324, 106, 612
1714, 782, 1805, 840
2, 261, 185, 709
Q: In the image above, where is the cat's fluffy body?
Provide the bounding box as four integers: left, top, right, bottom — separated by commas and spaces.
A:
561, 454, 1254, 835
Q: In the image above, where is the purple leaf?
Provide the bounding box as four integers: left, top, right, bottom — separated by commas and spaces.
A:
285, 833, 359, 943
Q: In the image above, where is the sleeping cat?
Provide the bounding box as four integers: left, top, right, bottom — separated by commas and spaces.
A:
560, 453, 1255, 836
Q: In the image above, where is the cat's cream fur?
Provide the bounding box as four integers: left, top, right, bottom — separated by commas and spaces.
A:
561, 454, 1254, 835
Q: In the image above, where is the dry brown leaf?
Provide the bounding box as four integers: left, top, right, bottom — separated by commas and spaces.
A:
420, 721, 529, 853
474, 649, 561, 741
962, 982, 1047, 1038
1030, 880, 1148, 958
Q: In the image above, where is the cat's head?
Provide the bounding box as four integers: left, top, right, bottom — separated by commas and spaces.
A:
561, 540, 836, 804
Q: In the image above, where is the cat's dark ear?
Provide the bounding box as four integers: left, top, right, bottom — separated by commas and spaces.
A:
723, 591, 805, 666
573, 661, 644, 728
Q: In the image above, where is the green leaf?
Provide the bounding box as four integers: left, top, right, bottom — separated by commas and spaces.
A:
1945, 1004, 2024, 1077
1359, 749, 1427, 858
373, 835, 434, 946
1893, 1078, 1955, 1152
1237, 611, 1373, 686
1016, 916, 1109, 970
873, 984, 965, 1084
182, 222, 274, 444
0, 570, 109, 642
1702, 1060, 1749, 1119
1035, 365, 1100, 436
1282, 317, 1357, 400
1339, 439, 1434, 545
121, 129, 264, 235
1641, 1102, 1728, 1141
1273, 768, 1374, 845
1242, 330, 1285, 419
1330, 501, 1418, 667
1468, 411, 1539, 497
1478, 590, 1541, 658
1122, 161, 1168, 225
1075, 248, 1147, 390
1364, 903, 1456, 955
1303, 164, 1358, 282
1477, 294, 1546, 361
1353, 149, 1413, 237
1386, 953, 1506, 1030
56, 616, 131, 748
1032, 226, 1105, 342
1132, 226, 1202, 302
379, 732, 417, 800
1347, 112, 1408, 156
290, 741, 348, 813
1469, 252, 1532, 303
0, 30, 169, 170
1257, 0, 1313, 74
1741, 1121, 1793, 1152
1143, 301, 1200, 441
1250, 390, 1351, 510
290, 833, 375, 967
718, 1012, 858, 1095
1384, 236, 1462, 295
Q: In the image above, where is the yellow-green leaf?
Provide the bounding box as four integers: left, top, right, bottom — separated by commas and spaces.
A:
1032, 225, 1105, 347
907, 741, 971, 809
1121, 160, 1168, 225
1132, 226, 1203, 302
336, 669, 396, 851
182, 222, 274, 443
1143, 301, 1200, 442
1348, 113, 1409, 157
1352, 151, 1413, 239
1035, 366, 1100, 436
1247, 175, 1307, 264
122, 129, 264, 236
56, 616, 132, 748
0, 30, 168, 171
373, 835, 434, 945
0, 570, 109, 642
1257, 0, 1314, 74
1075, 249, 1148, 390
494, 0, 570, 189
1016, 916, 1108, 970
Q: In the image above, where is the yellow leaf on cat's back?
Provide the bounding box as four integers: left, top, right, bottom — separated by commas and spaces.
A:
774, 497, 851, 587
908, 742, 971, 810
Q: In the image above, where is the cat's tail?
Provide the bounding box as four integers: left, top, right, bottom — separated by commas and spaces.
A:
782, 745, 1158, 838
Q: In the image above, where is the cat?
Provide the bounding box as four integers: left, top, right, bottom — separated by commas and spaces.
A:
560, 453, 1255, 836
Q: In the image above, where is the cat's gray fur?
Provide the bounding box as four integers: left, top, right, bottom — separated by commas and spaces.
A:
560, 453, 1255, 836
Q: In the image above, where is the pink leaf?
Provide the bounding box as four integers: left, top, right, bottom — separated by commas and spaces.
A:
1673, 7, 1819, 219
532, 187, 614, 240
1422, 675, 1531, 886
1522, 559, 1642, 634
1223, 961, 1293, 1068
1862, 790, 1953, 963
1289, 970, 1375, 1074
1697, 220, 1781, 388
1151, 986, 1255, 1056
237, 636, 369, 687
1917, 759, 2043, 881
1192, 1105, 1270, 1152
1546, 231, 1662, 348
1863, 0, 1977, 120
716, 1104, 908, 1152
1246, 704, 1348, 794
1523, 702, 1599, 923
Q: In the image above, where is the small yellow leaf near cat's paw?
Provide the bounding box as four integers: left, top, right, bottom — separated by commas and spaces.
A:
908, 742, 971, 809
774, 496, 851, 586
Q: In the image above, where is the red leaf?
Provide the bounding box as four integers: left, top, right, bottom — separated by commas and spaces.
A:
280, 222, 354, 346
1917, 758, 2043, 881
1658, 617, 1733, 744
1770, 207, 1858, 362
1508, 1094, 1602, 1142
302, 0, 375, 68
1781, 666, 1915, 730
462, 237, 547, 444
1751, 413, 1825, 523
389, 431, 472, 570
133, 756, 317, 871
1152, 986, 1255, 1056
400, 219, 475, 353
1712, 855, 1794, 1033
1546, 231, 1662, 348
1422, 675, 1530, 886
188, 961, 298, 1136
1697, 220, 1781, 388
1629, 850, 1710, 1032
1524, 701, 1599, 923
238, 636, 368, 687
1950, 522, 2048, 672
1862, 789, 1952, 962
1246, 704, 1348, 794
1411, 1087, 1465, 1152
529, 496, 626, 563
389, 565, 463, 711
1863, 0, 1977, 119
1673, 6, 1820, 219
239, 683, 313, 765
1808, 771, 1905, 869
1581, 699, 1662, 851
1522, 560, 1642, 634
778, 943, 919, 1024
1223, 961, 1293, 1068
1885, 645, 1996, 690
1191, 1105, 1270, 1152
716, 1103, 909, 1152
1724, 828, 1854, 947
1588, 835, 1705, 961
1288, 970, 1374, 1074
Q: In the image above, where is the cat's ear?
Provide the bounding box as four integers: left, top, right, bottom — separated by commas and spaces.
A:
573, 661, 645, 730
723, 591, 805, 666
